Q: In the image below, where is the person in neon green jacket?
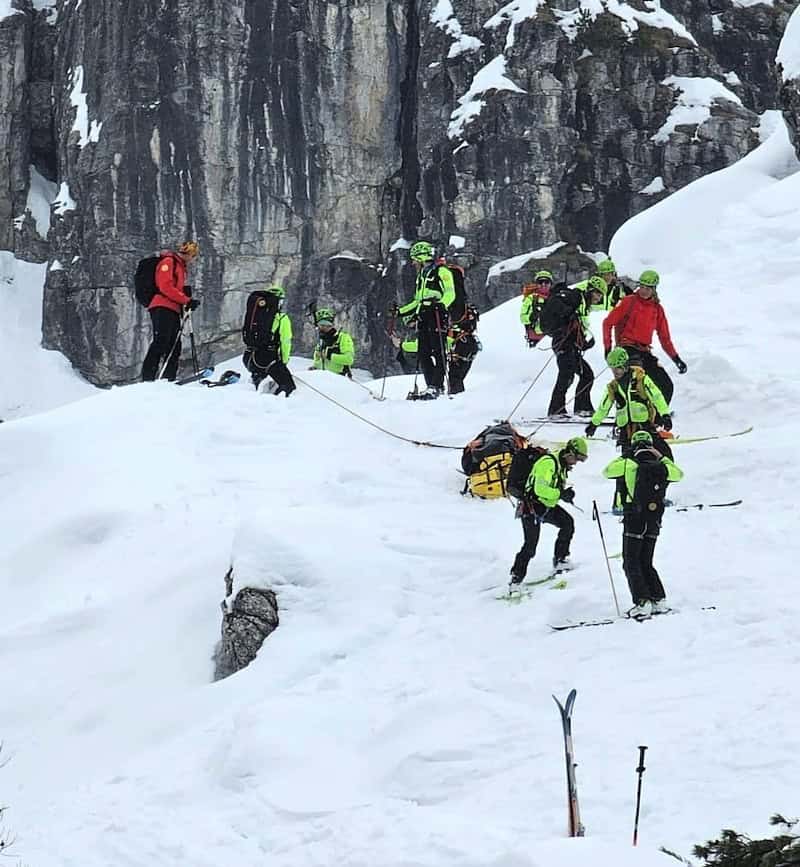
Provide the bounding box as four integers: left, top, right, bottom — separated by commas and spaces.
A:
577, 258, 632, 311
603, 430, 683, 619
520, 270, 552, 347
311, 307, 356, 376
242, 284, 295, 396
585, 346, 673, 458
397, 241, 456, 399
509, 437, 589, 584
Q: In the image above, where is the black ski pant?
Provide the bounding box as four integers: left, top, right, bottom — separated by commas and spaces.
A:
243, 347, 296, 396
142, 307, 183, 381
511, 503, 574, 580
448, 358, 473, 394
622, 510, 666, 605
417, 304, 448, 390
624, 348, 674, 404
548, 343, 594, 416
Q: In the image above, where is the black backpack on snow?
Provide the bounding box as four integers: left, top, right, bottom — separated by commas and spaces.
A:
631, 453, 669, 513
506, 445, 551, 500
538, 283, 580, 336
134, 255, 162, 308
242, 290, 280, 349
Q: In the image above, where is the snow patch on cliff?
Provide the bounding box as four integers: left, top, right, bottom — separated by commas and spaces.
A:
448, 56, 525, 139
652, 76, 742, 143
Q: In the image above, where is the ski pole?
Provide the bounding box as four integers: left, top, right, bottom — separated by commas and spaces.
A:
186, 310, 199, 374
592, 499, 621, 616
380, 311, 395, 401
632, 745, 648, 846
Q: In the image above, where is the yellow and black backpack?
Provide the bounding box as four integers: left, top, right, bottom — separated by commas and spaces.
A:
461, 423, 526, 499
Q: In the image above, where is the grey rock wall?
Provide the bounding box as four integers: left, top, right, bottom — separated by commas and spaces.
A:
0, 0, 796, 383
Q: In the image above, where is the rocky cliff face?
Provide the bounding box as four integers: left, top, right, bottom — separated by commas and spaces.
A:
1, 0, 797, 383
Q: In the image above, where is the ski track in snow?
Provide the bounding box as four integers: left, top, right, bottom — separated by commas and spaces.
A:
2, 111, 800, 867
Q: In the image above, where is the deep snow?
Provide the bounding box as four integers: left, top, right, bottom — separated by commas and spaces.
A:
2, 119, 800, 867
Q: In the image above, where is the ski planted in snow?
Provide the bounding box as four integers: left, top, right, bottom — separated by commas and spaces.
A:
175, 366, 215, 385
553, 689, 585, 837
550, 606, 717, 631
200, 370, 241, 388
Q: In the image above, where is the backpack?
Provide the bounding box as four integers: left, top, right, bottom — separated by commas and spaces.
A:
506, 445, 551, 500
242, 290, 280, 349
538, 283, 580, 336
461, 423, 524, 475
631, 454, 669, 513
445, 263, 468, 322
134, 255, 163, 308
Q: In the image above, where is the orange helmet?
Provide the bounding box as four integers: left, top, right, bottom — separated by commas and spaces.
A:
179, 240, 199, 257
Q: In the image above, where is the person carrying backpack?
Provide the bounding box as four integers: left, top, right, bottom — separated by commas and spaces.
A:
602, 430, 684, 620
581, 258, 632, 311
447, 305, 481, 395
585, 347, 673, 459
397, 241, 455, 399
542, 278, 605, 418
602, 270, 687, 404
311, 307, 355, 376
509, 436, 589, 584
520, 270, 552, 347
241, 285, 295, 396
140, 240, 201, 381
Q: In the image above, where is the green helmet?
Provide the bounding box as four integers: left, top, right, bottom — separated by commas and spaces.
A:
534, 270, 553, 281
564, 436, 589, 460
314, 306, 335, 327
596, 259, 616, 275
606, 347, 629, 368
266, 285, 286, 299
587, 276, 607, 294
409, 241, 434, 262
638, 269, 659, 288
631, 430, 653, 446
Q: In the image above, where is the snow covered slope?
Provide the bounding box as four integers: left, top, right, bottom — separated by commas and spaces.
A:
0, 252, 94, 420
2, 127, 800, 867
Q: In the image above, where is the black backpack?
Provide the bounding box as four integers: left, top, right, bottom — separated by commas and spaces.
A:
631, 453, 669, 513
134, 255, 163, 308
538, 283, 580, 336
445, 263, 467, 322
242, 291, 280, 349
506, 445, 551, 499
461, 423, 524, 475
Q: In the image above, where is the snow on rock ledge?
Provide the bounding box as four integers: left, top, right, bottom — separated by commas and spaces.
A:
778, 4, 800, 161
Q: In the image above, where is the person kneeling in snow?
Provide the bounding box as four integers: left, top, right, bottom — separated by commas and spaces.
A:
602, 430, 683, 620
510, 437, 589, 585
310, 307, 355, 376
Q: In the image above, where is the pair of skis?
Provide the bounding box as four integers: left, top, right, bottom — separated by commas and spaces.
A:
553, 689, 585, 837
175, 367, 241, 387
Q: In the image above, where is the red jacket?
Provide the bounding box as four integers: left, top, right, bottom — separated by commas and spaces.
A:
602, 292, 677, 358
149, 252, 190, 314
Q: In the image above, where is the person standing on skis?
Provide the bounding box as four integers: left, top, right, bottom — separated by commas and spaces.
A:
141, 240, 201, 381
602, 430, 683, 620
397, 241, 455, 400
585, 347, 674, 459
602, 270, 687, 403
509, 437, 589, 585
544, 278, 605, 418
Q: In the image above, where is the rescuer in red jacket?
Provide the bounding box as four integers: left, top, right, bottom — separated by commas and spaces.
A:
602, 269, 687, 404
141, 240, 201, 381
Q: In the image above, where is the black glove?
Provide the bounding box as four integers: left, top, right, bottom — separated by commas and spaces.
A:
585, 423, 597, 437
673, 355, 688, 374
583, 335, 595, 350
185, 298, 201, 311
660, 413, 673, 431
560, 487, 575, 504
183, 284, 193, 298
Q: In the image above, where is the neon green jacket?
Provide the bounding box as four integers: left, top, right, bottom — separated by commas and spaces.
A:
590, 366, 669, 428
520, 294, 546, 331
525, 452, 567, 508
313, 330, 355, 375
399, 264, 456, 317
271, 313, 292, 363
603, 454, 683, 506
576, 277, 630, 312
